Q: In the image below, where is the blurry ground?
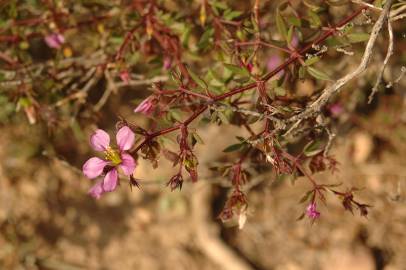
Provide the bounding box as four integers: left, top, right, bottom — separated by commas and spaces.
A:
0, 93, 406, 270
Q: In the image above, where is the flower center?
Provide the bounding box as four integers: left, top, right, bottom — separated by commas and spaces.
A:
104, 147, 122, 166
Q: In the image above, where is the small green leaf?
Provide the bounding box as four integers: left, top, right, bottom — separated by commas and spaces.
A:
298, 66, 306, 80
223, 143, 244, 152
287, 25, 294, 44
218, 111, 230, 124
223, 63, 250, 77
303, 140, 323, 157
299, 190, 313, 203
207, 69, 224, 87
307, 66, 332, 81
347, 33, 370, 43
197, 27, 214, 49
276, 10, 288, 40
224, 10, 242, 20
373, 0, 383, 8
274, 87, 286, 96
192, 132, 205, 145
287, 16, 301, 27
307, 10, 321, 28
187, 67, 207, 89
305, 56, 320, 66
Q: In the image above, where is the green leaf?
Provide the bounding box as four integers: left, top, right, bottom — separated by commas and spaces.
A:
276, 10, 288, 40
326, 0, 348, 6
197, 27, 214, 49
299, 190, 313, 203
218, 111, 230, 124
287, 16, 301, 27
223, 10, 242, 20
307, 10, 321, 28
287, 25, 294, 45
207, 69, 224, 87
211, 1, 228, 10
181, 25, 192, 47
373, 0, 383, 8
192, 132, 205, 145
303, 140, 323, 157
187, 67, 207, 89
223, 143, 244, 152
347, 33, 370, 43
304, 56, 320, 66
298, 66, 306, 80
307, 66, 332, 81
223, 63, 250, 77
274, 87, 286, 96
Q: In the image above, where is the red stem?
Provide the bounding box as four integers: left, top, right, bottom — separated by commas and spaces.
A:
130, 6, 367, 154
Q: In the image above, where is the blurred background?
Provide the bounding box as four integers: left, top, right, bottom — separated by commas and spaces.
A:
1, 0, 406, 269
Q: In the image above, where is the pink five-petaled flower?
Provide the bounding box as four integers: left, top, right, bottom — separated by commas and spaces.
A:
306, 202, 321, 220
82, 126, 136, 199
134, 96, 154, 115
44, 33, 65, 49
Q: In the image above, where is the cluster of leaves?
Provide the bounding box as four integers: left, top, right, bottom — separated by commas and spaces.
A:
0, 0, 384, 224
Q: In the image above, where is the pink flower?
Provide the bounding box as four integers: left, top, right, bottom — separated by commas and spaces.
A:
163, 56, 172, 70
246, 62, 253, 73
306, 202, 320, 220
83, 126, 136, 198
290, 34, 299, 49
44, 33, 65, 49
134, 96, 154, 115
267, 55, 284, 79
328, 103, 344, 118
120, 70, 131, 85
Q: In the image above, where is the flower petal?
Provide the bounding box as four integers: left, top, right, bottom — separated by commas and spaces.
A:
103, 168, 118, 192
83, 157, 108, 179
119, 153, 136, 176
116, 126, 135, 151
44, 33, 65, 49
134, 97, 153, 115
267, 55, 284, 79
88, 181, 105, 199
90, 129, 110, 151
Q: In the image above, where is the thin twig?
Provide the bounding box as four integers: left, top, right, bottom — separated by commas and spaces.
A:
369, 19, 393, 104
287, 0, 393, 124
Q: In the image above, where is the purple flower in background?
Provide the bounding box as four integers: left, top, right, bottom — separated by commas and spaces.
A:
328, 103, 344, 118
246, 62, 253, 73
163, 56, 172, 70
134, 96, 154, 115
290, 34, 299, 49
44, 33, 65, 49
83, 126, 136, 198
267, 55, 284, 79
120, 70, 131, 85
306, 202, 320, 220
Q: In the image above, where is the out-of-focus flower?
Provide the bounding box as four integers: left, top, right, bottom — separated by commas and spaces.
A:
246, 62, 253, 73
163, 56, 172, 70
167, 174, 183, 191
329, 103, 344, 118
267, 55, 284, 79
290, 34, 299, 49
119, 70, 131, 85
306, 202, 320, 220
83, 126, 136, 198
134, 96, 155, 115
44, 33, 65, 49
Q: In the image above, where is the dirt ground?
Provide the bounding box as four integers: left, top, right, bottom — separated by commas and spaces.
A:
0, 92, 405, 270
